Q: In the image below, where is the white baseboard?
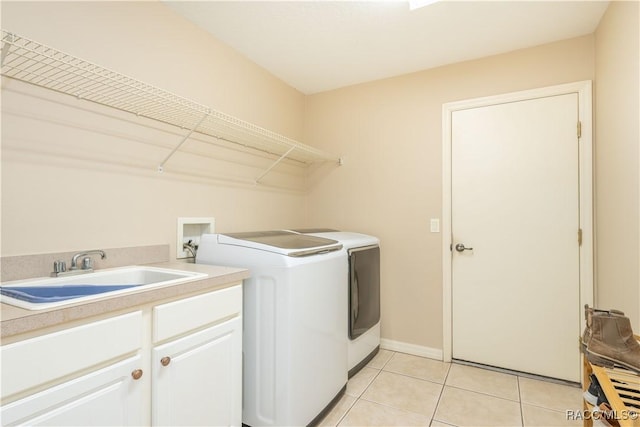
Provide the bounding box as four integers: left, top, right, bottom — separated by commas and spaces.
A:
380, 338, 443, 361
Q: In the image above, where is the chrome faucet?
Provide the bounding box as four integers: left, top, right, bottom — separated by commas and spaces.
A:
51, 249, 106, 277
70, 250, 106, 271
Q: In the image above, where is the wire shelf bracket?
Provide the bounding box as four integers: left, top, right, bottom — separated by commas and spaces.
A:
0, 30, 342, 184
157, 111, 210, 173
1, 32, 12, 67
255, 146, 297, 184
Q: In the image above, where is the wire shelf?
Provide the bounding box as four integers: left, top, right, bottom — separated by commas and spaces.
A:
1, 30, 340, 177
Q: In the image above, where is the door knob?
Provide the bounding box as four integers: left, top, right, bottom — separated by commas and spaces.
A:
455, 243, 473, 252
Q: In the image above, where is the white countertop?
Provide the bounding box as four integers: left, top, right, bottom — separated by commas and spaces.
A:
1, 262, 249, 339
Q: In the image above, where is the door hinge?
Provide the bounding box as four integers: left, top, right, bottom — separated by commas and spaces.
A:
578, 228, 583, 246
577, 121, 582, 139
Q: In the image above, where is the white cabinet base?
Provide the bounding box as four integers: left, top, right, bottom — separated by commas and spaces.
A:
152, 317, 242, 427
1, 284, 243, 427
1, 355, 144, 426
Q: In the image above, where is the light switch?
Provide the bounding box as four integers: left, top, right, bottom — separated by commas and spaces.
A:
430, 218, 440, 233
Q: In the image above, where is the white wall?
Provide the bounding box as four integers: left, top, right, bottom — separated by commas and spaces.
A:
2, 2, 637, 352
1, 1, 309, 258
304, 35, 596, 351
594, 1, 640, 327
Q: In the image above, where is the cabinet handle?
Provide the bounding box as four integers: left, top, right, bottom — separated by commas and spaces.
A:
160, 356, 171, 367
131, 369, 143, 380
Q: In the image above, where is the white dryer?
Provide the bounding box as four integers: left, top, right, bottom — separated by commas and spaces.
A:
292, 229, 381, 377
196, 231, 348, 427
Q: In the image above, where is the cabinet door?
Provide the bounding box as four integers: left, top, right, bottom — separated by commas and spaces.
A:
1, 311, 142, 400
152, 317, 242, 427
1, 354, 144, 426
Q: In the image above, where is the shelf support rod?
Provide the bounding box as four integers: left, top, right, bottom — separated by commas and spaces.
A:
157, 112, 209, 173
1, 32, 14, 67
255, 146, 296, 184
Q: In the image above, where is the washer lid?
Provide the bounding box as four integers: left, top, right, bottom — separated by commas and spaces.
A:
288, 228, 340, 233
304, 231, 379, 249
219, 230, 342, 257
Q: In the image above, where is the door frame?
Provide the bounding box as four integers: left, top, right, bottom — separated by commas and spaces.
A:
441, 81, 594, 362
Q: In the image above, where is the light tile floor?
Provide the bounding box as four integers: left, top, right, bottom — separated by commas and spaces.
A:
319, 349, 590, 427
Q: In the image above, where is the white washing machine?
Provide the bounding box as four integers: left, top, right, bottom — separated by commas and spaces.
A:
292, 229, 381, 377
196, 231, 348, 427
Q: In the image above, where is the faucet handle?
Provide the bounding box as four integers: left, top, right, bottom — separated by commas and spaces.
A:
82, 257, 93, 270
51, 260, 66, 277
53, 260, 67, 272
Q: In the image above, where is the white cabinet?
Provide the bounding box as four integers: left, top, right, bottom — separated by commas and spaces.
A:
152, 317, 242, 426
151, 284, 243, 427
0, 312, 144, 426
1, 355, 144, 426
1, 283, 243, 427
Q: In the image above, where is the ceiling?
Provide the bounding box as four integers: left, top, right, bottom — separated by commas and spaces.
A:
164, 1, 609, 94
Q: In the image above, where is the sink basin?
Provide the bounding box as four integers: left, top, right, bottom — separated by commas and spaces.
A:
0, 266, 208, 310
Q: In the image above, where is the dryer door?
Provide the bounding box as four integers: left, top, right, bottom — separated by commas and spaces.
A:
349, 246, 380, 340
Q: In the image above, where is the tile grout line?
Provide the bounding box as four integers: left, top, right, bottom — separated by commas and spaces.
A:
518, 375, 525, 427
359, 350, 395, 395
430, 359, 453, 425
378, 349, 396, 370
333, 394, 358, 427
443, 383, 522, 403
382, 368, 452, 387
359, 366, 383, 398
518, 375, 584, 415
356, 395, 434, 423
374, 351, 452, 425
335, 350, 396, 426
332, 354, 582, 427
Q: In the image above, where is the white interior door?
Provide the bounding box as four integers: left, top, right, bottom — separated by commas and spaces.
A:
451, 93, 581, 382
